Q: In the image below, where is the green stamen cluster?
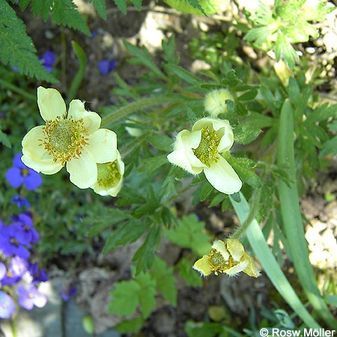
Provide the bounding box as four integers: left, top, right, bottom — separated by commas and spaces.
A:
193, 126, 221, 166
208, 249, 235, 274
43, 117, 88, 165
96, 161, 121, 189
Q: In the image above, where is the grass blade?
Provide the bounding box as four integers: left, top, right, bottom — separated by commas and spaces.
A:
277, 100, 337, 328
230, 194, 320, 328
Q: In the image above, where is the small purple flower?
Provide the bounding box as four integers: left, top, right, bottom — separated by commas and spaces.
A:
0, 223, 31, 259
11, 195, 31, 208
5, 153, 42, 191
1, 256, 27, 286
0, 291, 16, 319
17, 284, 47, 310
98, 59, 116, 75
28, 263, 48, 283
13, 213, 39, 244
0, 262, 6, 280
39, 50, 56, 72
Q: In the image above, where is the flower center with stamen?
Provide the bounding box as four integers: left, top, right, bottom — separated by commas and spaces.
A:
193, 126, 221, 166
43, 117, 88, 165
96, 161, 121, 189
208, 249, 235, 274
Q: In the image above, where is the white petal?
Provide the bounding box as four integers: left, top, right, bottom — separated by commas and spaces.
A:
66, 150, 97, 189
22, 126, 63, 174
226, 239, 245, 261
212, 240, 230, 260
68, 99, 101, 133
87, 129, 117, 163
37, 87, 66, 121
167, 130, 205, 174
204, 156, 242, 194
225, 260, 249, 276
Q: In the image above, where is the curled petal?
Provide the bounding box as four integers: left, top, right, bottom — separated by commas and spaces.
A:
242, 253, 261, 278
37, 87, 66, 121
167, 130, 205, 174
224, 260, 249, 277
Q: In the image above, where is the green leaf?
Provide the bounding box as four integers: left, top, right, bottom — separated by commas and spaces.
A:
124, 41, 165, 79
162, 35, 178, 65
133, 226, 161, 273
225, 155, 261, 188
166, 215, 211, 255
113, 0, 127, 14
108, 280, 140, 316
277, 100, 337, 328
116, 317, 144, 333
148, 134, 173, 151
151, 258, 177, 305
92, 0, 107, 19
0, 1, 56, 82
136, 273, 157, 318
140, 155, 168, 173
165, 64, 199, 84
130, 0, 142, 9
320, 135, 337, 157
31, 0, 90, 35
0, 130, 11, 148
103, 220, 147, 254
68, 41, 87, 102
177, 258, 202, 287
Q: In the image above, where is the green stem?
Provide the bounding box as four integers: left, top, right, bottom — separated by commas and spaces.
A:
230, 193, 320, 328
101, 96, 176, 127
10, 318, 17, 337
0, 79, 35, 101
67, 41, 87, 102
277, 100, 337, 328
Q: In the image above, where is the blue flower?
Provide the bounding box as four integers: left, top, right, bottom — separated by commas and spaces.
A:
28, 263, 48, 283
39, 50, 56, 72
11, 195, 31, 208
1, 256, 27, 286
0, 291, 16, 319
17, 284, 47, 310
13, 213, 39, 244
0, 222, 31, 259
0, 262, 6, 281
98, 59, 117, 75
5, 153, 42, 190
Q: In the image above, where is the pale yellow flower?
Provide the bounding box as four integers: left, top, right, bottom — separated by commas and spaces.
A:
193, 239, 260, 278
92, 150, 124, 197
204, 89, 233, 117
22, 87, 117, 189
167, 118, 242, 194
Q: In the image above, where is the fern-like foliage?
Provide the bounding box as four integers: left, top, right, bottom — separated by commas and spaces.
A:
19, 0, 90, 35
245, 0, 333, 67
113, 0, 143, 14
0, 0, 56, 82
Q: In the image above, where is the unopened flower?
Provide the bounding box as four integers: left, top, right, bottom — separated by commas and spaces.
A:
5, 153, 42, 191
167, 118, 242, 194
0, 291, 16, 319
22, 87, 117, 189
193, 239, 260, 278
204, 89, 233, 117
11, 195, 31, 208
92, 150, 124, 197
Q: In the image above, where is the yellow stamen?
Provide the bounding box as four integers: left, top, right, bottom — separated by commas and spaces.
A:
42, 117, 88, 165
